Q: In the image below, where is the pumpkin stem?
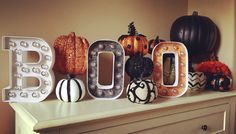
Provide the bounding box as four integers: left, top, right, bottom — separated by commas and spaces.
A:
67, 74, 75, 79
154, 36, 160, 45
69, 32, 76, 37
130, 52, 143, 58
192, 11, 198, 16
128, 22, 138, 36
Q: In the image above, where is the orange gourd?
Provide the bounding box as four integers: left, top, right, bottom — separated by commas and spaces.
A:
53, 32, 89, 75
118, 22, 148, 56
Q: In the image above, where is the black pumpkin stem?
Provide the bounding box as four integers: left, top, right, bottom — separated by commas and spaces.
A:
192, 11, 198, 16
128, 22, 138, 36
67, 74, 75, 79
155, 36, 160, 45
132, 52, 144, 58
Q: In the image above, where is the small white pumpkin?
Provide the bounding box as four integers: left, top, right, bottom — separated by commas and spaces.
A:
56, 75, 85, 102
126, 79, 157, 104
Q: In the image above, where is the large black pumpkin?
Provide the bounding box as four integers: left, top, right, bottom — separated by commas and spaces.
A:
125, 54, 153, 79
170, 11, 219, 57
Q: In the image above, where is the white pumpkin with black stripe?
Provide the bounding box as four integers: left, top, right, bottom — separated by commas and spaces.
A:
56, 75, 85, 102
126, 79, 157, 104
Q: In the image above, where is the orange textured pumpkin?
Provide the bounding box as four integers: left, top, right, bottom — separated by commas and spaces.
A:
53, 32, 89, 75
148, 36, 165, 54
118, 22, 148, 56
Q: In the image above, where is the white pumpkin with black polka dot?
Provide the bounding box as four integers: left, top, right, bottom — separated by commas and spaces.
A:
56, 75, 85, 102
126, 79, 157, 104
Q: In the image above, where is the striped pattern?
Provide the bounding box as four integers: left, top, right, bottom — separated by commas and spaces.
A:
56, 78, 85, 102
188, 72, 206, 91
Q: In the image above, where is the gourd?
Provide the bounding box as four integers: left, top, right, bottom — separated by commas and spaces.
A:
170, 11, 219, 58
53, 32, 89, 75
55, 75, 85, 102
118, 22, 148, 56
126, 79, 157, 104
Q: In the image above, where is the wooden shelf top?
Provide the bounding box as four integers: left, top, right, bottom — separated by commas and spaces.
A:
10, 90, 236, 131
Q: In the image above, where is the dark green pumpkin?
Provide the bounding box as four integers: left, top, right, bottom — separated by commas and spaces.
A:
170, 11, 219, 57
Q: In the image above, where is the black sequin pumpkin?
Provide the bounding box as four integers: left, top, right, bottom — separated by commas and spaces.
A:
125, 54, 153, 79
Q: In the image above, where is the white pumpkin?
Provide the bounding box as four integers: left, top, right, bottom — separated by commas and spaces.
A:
188, 72, 206, 91
56, 76, 85, 102
126, 79, 157, 104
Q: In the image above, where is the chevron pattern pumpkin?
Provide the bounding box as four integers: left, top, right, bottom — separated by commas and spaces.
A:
188, 72, 206, 91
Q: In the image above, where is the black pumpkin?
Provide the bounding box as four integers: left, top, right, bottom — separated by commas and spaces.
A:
125, 54, 153, 79
170, 11, 219, 57
207, 74, 232, 91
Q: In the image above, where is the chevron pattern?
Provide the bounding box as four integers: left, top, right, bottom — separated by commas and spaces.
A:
188, 72, 207, 91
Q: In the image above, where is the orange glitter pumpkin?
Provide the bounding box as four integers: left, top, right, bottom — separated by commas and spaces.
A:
118, 22, 148, 56
53, 32, 89, 75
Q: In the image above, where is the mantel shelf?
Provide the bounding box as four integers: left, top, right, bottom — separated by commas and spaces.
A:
10, 90, 236, 132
